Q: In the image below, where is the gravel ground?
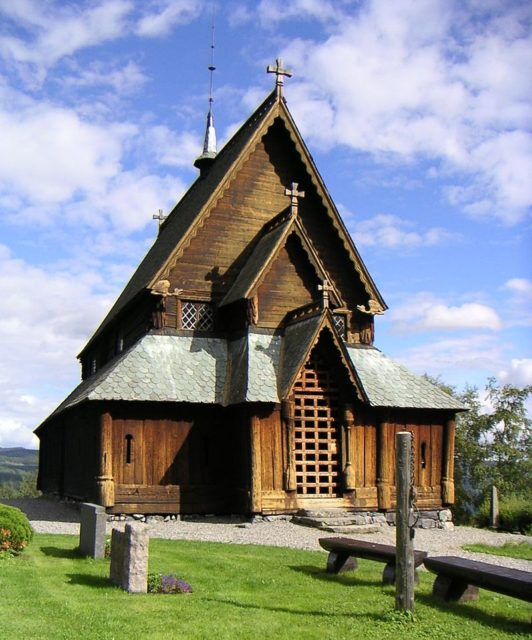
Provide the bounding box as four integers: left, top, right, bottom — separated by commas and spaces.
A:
4, 497, 531, 572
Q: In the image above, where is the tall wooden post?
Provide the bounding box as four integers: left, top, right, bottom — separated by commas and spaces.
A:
342, 404, 356, 491
441, 417, 456, 505
377, 419, 391, 509
250, 414, 262, 513
282, 399, 297, 491
395, 431, 415, 613
95, 412, 115, 508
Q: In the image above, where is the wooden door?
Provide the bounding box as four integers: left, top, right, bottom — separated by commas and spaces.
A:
293, 355, 341, 496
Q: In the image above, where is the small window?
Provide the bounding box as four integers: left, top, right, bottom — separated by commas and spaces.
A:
116, 332, 124, 354
91, 357, 98, 374
125, 434, 134, 464
332, 314, 347, 339
181, 301, 214, 331
420, 442, 427, 469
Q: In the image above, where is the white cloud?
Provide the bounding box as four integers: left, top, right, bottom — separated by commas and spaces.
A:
498, 358, 532, 387
0, 0, 132, 83
0, 245, 114, 447
135, 0, 202, 37
279, 0, 532, 223
60, 60, 148, 94
505, 278, 532, 298
390, 293, 502, 332
352, 213, 456, 248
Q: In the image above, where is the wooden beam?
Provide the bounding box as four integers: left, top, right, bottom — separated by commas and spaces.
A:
281, 398, 297, 492
442, 417, 456, 504
377, 419, 392, 510
250, 414, 262, 513
342, 404, 356, 491
95, 412, 115, 507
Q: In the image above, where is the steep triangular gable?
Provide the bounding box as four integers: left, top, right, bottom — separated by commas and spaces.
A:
81, 89, 385, 356
220, 212, 342, 309
279, 311, 366, 401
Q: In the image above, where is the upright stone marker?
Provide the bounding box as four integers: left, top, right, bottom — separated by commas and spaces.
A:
109, 523, 149, 593
395, 431, 415, 613
79, 502, 106, 559
490, 486, 499, 529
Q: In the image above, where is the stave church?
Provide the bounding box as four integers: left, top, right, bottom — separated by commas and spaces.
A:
35, 60, 464, 517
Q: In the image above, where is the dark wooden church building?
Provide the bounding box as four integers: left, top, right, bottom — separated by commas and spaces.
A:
36, 61, 463, 516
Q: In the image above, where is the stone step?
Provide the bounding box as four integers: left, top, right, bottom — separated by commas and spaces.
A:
291, 516, 383, 534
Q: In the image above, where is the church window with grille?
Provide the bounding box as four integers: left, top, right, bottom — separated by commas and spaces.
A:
180, 301, 214, 331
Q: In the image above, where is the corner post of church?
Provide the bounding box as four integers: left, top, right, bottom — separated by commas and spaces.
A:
250, 413, 262, 513
342, 404, 356, 491
377, 417, 392, 510
281, 398, 297, 492
441, 415, 456, 505
95, 412, 115, 508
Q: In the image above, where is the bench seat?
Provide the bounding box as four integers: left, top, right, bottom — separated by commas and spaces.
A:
424, 555, 532, 602
319, 537, 427, 585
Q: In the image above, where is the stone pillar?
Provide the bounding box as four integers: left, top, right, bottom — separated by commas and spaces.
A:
79, 503, 106, 559
95, 412, 115, 508
377, 419, 392, 510
282, 399, 297, 492
110, 523, 149, 593
342, 404, 356, 491
441, 418, 456, 505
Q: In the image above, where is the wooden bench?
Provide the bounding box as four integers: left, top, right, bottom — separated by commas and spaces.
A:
424, 555, 532, 603
319, 537, 428, 585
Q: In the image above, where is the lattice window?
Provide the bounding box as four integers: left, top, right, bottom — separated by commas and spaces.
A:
181, 301, 214, 331
332, 313, 346, 339
293, 356, 340, 496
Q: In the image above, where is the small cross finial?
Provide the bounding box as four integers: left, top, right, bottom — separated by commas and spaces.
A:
284, 182, 305, 216
318, 279, 334, 309
153, 209, 167, 231
267, 57, 293, 97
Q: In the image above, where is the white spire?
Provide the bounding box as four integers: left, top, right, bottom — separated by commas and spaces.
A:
194, 16, 217, 174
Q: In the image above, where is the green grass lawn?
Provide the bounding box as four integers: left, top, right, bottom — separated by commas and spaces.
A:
1, 534, 530, 640
462, 542, 532, 561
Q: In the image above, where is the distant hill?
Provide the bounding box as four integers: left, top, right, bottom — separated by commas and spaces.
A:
0, 447, 39, 485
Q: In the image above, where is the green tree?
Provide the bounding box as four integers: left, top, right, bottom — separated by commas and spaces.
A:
454, 379, 531, 522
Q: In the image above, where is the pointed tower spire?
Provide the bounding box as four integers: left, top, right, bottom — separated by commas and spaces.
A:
194, 17, 217, 175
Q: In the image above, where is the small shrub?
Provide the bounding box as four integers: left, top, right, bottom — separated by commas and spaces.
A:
147, 572, 192, 594
0, 504, 33, 556
476, 493, 532, 534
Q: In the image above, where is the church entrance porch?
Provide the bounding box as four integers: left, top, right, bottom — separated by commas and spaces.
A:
293, 355, 341, 497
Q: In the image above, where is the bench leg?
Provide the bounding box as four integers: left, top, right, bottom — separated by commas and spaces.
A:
381, 563, 421, 586
326, 552, 357, 574
432, 575, 479, 602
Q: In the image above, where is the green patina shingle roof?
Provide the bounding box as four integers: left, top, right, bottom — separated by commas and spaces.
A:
44, 328, 463, 429
346, 345, 465, 410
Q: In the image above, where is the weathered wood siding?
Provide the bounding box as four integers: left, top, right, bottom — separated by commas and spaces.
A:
257, 235, 316, 326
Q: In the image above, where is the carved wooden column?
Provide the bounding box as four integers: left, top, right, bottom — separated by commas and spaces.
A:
250, 414, 262, 513
441, 417, 456, 504
95, 412, 115, 507
342, 404, 356, 491
377, 418, 392, 510
281, 399, 297, 491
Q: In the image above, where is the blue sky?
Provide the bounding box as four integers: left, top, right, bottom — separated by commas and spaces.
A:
0, 0, 530, 448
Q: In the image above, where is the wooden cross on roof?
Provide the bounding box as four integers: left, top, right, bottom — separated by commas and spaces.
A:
318, 279, 334, 309
153, 209, 167, 232
285, 182, 305, 217
267, 57, 293, 97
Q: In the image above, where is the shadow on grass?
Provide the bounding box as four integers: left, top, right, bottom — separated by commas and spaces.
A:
203, 596, 386, 621
67, 573, 113, 589
417, 592, 531, 634
40, 546, 80, 559
289, 564, 383, 588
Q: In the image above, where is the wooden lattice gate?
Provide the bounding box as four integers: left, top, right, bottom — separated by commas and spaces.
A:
293, 355, 341, 496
